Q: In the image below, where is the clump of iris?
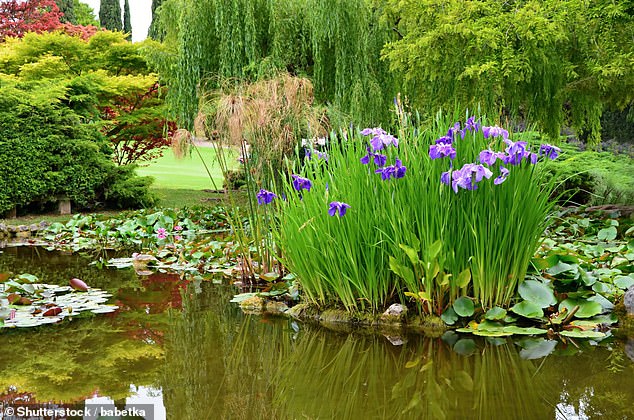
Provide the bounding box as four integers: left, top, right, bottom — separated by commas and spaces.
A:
431, 119, 561, 192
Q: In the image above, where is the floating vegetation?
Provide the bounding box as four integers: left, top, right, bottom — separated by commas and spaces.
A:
0, 274, 119, 329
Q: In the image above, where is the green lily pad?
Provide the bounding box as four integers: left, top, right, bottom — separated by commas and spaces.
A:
559, 298, 603, 318
484, 306, 507, 321
547, 262, 577, 276
502, 326, 548, 335
587, 294, 614, 312
518, 280, 556, 308
614, 275, 634, 290
597, 226, 617, 241
453, 297, 475, 317
510, 301, 544, 319
472, 329, 513, 337
440, 308, 458, 325
560, 330, 606, 339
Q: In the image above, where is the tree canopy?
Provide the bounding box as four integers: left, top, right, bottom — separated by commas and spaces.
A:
381, 0, 634, 143
99, 0, 122, 31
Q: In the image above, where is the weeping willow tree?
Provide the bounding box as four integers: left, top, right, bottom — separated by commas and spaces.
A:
381, 0, 634, 145
155, 0, 396, 130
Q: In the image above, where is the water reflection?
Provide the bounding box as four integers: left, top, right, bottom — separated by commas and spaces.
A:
1, 247, 633, 419
165, 286, 634, 419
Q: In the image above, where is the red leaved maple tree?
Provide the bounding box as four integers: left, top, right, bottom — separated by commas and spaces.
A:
0, 0, 62, 39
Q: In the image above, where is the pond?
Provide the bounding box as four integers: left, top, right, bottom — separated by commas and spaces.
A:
1, 246, 633, 419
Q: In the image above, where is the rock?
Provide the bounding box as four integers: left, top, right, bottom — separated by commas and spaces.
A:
17, 225, 29, 232
15, 231, 30, 238
625, 286, 634, 317
39, 221, 51, 228
384, 335, 407, 346
29, 224, 39, 232
265, 301, 289, 314
381, 303, 408, 323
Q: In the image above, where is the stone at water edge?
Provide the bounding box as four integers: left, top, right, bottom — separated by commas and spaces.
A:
381, 303, 408, 323
69, 278, 89, 292
626, 339, 634, 362
625, 285, 634, 317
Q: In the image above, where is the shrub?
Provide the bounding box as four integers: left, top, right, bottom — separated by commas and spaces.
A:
0, 89, 155, 214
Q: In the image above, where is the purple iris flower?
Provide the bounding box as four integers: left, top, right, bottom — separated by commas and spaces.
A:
429, 143, 457, 160
441, 170, 451, 185
450, 163, 493, 193
503, 139, 529, 165
447, 122, 461, 138
256, 189, 277, 205
360, 147, 387, 166
435, 135, 454, 145
291, 174, 312, 192
529, 152, 538, 164
478, 149, 498, 166
464, 116, 481, 133
328, 201, 351, 217
370, 133, 399, 151
539, 144, 561, 160
360, 127, 387, 137
375, 158, 406, 180
494, 166, 510, 185
482, 125, 509, 140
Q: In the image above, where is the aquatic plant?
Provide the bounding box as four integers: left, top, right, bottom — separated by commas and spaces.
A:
277, 111, 559, 312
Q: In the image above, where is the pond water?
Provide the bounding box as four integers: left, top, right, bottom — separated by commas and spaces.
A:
1, 246, 633, 419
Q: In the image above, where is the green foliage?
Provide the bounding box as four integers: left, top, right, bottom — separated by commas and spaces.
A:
0, 31, 161, 213
382, 0, 634, 145
547, 143, 634, 205
103, 165, 157, 209
99, 0, 122, 31
148, 0, 165, 40
73, 0, 98, 26
156, 0, 395, 129
277, 111, 557, 312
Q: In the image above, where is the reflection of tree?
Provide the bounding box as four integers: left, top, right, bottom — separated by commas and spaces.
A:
542, 341, 634, 419
0, 318, 163, 402
0, 246, 183, 403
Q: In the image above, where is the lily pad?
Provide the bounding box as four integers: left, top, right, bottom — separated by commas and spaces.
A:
614, 275, 634, 290
502, 326, 548, 335
453, 297, 475, 317
484, 306, 507, 321
560, 330, 606, 339
559, 298, 603, 318
453, 339, 476, 356
597, 226, 617, 241
510, 301, 544, 319
440, 308, 458, 325
518, 280, 556, 308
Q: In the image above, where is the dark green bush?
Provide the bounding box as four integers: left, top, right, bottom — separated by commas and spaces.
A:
548, 145, 634, 206
102, 165, 157, 209
0, 90, 155, 214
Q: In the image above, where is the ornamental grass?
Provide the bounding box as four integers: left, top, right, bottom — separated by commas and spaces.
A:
268, 111, 558, 313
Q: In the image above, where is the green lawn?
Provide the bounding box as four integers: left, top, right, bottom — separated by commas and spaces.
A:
136, 147, 235, 190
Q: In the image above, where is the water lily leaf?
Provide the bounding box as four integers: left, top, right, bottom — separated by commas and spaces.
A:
548, 262, 578, 277
440, 308, 458, 325
259, 272, 279, 282
559, 298, 603, 318
510, 301, 543, 319
91, 306, 119, 314
17, 273, 38, 283
597, 226, 617, 241
453, 339, 476, 356
230, 292, 259, 303
453, 297, 475, 317
484, 307, 507, 321
518, 339, 557, 360
592, 281, 614, 295
560, 330, 606, 339
579, 270, 597, 287
518, 280, 556, 308
472, 330, 513, 337
502, 326, 548, 335
587, 294, 614, 312
614, 275, 634, 290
